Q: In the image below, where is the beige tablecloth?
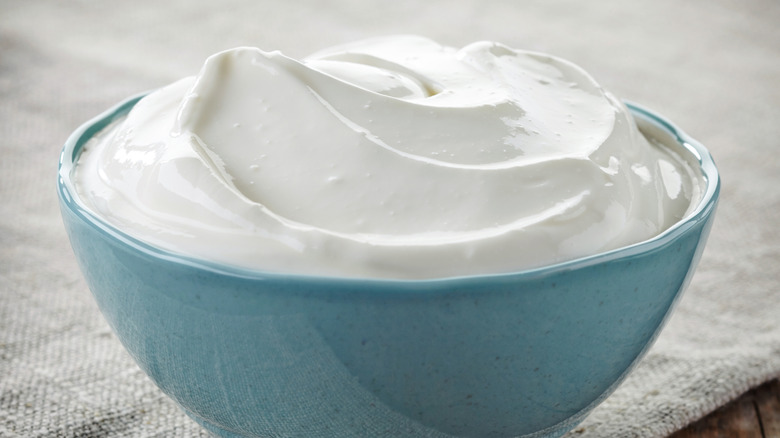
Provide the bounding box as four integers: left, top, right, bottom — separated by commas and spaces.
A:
1, 1, 779, 436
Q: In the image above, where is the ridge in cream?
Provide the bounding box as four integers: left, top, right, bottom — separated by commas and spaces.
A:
75, 36, 703, 279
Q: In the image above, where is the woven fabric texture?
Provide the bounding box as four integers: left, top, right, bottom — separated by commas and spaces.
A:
1, 1, 779, 437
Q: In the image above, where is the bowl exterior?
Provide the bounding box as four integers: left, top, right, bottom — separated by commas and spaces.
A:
59, 201, 715, 438
58, 97, 719, 438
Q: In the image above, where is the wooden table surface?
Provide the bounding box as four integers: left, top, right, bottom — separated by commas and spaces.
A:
669, 379, 780, 438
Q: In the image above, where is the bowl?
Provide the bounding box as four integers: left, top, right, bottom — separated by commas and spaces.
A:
58, 94, 719, 438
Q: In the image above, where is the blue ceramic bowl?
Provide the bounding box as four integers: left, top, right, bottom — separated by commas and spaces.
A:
58, 95, 719, 438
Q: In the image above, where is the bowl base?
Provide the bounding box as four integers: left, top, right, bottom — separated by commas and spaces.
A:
183, 409, 245, 438
182, 407, 582, 438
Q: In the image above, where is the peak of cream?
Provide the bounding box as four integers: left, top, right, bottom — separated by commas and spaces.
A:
75, 36, 702, 279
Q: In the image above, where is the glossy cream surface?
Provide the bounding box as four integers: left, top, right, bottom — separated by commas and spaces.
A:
75, 36, 702, 279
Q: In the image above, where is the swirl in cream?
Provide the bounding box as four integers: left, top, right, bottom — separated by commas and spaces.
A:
75, 36, 702, 278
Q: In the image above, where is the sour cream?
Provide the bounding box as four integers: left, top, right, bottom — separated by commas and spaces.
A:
75, 36, 702, 279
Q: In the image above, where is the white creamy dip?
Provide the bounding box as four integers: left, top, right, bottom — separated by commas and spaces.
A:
75, 36, 702, 279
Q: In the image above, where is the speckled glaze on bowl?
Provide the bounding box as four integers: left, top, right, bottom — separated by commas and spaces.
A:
58, 95, 719, 438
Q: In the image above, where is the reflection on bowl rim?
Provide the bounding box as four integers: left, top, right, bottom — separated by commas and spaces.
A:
58, 93, 720, 286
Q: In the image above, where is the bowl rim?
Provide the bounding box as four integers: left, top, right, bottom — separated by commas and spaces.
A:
58, 93, 720, 287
